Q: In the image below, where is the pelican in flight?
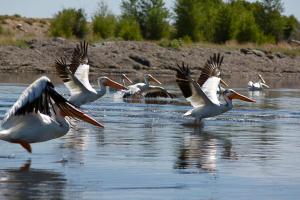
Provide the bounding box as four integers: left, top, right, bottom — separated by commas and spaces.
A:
0, 76, 103, 153
248, 74, 269, 91
122, 74, 175, 98
175, 56, 255, 123
55, 41, 127, 107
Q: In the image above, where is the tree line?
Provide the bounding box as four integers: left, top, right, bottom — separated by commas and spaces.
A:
50, 0, 300, 44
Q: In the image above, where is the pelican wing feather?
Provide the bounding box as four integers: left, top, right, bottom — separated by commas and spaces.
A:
197, 53, 224, 86
55, 57, 89, 96
175, 63, 214, 107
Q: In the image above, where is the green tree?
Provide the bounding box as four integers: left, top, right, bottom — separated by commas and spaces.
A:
121, 0, 170, 40
121, 0, 139, 19
252, 0, 285, 43
213, 4, 232, 43
92, 1, 117, 39
174, 0, 202, 41
234, 12, 261, 43
50, 8, 88, 38
140, 0, 169, 39
282, 15, 299, 40
116, 17, 142, 40
174, 0, 222, 41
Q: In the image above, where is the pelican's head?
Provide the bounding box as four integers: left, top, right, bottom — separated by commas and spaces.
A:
145, 74, 162, 85
98, 77, 127, 90
223, 89, 256, 102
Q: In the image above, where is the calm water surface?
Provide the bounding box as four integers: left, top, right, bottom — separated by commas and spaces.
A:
0, 78, 300, 200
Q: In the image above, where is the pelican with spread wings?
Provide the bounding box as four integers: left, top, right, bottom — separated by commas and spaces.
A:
0, 76, 103, 153
55, 41, 127, 107
175, 54, 255, 122
248, 74, 270, 91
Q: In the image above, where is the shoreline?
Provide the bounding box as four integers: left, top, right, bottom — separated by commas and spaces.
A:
0, 39, 299, 86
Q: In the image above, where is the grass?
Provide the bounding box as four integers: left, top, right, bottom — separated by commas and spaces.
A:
0, 36, 29, 48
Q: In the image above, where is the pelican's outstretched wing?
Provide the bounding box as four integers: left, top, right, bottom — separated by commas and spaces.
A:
143, 86, 176, 98
55, 57, 89, 96
69, 41, 88, 74
201, 77, 221, 105
197, 53, 224, 86
175, 63, 214, 107
70, 41, 94, 92
2, 76, 103, 127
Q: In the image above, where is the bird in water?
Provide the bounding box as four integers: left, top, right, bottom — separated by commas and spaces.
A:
248, 74, 270, 91
0, 76, 103, 153
55, 41, 127, 107
121, 73, 175, 99
175, 55, 255, 124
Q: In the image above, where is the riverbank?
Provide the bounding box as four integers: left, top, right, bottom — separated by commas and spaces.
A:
0, 39, 300, 84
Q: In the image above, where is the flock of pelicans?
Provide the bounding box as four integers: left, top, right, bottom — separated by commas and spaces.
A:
0, 41, 270, 153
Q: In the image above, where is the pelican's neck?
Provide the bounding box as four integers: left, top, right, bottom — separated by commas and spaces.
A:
97, 78, 107, 97
223, 95, 233, 110
53, 105, 69, 129
144, 75, 150, 86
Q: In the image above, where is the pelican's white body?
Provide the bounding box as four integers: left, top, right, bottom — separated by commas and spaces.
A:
64, 64, 107, 106
248, 81, 268, 91
183, 77, 232, 120
0, 112, 69, 143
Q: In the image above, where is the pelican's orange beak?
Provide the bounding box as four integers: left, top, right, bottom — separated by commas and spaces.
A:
62, 102, 104, 127
148, 74, 162, 85
229, 91, 256, 102
122, 74, 133, 84
105, 78, 127, 90
220, 79, 229, 87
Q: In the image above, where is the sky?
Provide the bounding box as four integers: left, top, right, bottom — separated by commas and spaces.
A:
0, 0, 299, 20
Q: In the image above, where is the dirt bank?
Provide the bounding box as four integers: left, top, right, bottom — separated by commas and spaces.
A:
0, 39, 300, 82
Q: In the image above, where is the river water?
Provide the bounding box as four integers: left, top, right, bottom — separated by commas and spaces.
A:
0, 77, 300, 200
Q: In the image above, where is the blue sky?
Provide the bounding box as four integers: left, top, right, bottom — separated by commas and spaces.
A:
0, 0, 299, 20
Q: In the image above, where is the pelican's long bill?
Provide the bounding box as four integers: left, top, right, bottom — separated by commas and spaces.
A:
261, 83, 270, 88
105, 78, 127, 90
149, 75, 162, 85
122, 74, 133, 84
220, 79, 229, 87
61, 102, 104, 127
229, 91, 256, 102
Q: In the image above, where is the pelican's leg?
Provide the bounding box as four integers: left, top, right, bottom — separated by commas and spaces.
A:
194, 118, 201, 125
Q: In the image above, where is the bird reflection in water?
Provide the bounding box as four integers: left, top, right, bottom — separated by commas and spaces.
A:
174, 129, 237, 172
0, 160, 66, 200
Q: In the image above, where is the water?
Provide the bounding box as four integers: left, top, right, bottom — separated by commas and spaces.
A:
0, 78, 300, 200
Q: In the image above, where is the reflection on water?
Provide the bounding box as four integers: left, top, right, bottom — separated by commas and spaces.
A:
175, 129, 237, 172
0, 160, 66, 200
0, 78, 300, 199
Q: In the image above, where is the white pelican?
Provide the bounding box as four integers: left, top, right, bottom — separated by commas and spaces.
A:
248, 74, 270, 91
0, 76, 103, 153
55, 41, 127, 107
122, 74, 175, 98
175, 60, 255, 122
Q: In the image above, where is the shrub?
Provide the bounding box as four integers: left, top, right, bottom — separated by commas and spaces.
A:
159, 39, 182, 49
92, 1, 117, 39
92, 15, 117, 39
116, 17, 142, 40
50, 8, 88, 38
